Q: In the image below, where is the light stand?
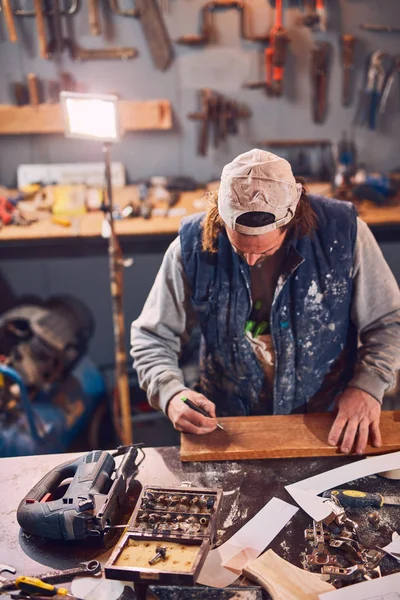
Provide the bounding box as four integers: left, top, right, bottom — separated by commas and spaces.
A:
60, 92, 132, 445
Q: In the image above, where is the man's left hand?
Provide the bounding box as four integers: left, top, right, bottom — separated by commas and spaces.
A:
328, 388, 382, 455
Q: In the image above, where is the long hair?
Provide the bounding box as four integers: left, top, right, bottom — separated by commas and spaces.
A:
201, 183, 317, 254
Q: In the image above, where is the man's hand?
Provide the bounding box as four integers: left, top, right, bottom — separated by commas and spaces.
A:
328, 388, 382, 455
166, 390, 217, 435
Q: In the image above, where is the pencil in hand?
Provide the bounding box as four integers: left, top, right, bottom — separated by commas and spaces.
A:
181, 396, 225, 431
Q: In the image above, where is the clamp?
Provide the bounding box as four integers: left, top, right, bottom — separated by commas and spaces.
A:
176, 0, 269, 46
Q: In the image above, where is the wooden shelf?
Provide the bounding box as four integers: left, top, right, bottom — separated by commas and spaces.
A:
0, 100, 172, 135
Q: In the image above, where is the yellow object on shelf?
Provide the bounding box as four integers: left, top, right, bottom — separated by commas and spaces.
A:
51, 185, 87, 217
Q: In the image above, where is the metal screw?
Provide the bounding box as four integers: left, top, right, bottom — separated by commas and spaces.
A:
149, 546, 168, 565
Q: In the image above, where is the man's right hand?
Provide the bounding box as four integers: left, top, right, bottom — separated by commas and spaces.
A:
166, 390, 218, 434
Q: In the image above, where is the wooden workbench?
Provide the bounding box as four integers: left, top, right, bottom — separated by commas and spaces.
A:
1, 447, 399, 599
1, 183, 399, 246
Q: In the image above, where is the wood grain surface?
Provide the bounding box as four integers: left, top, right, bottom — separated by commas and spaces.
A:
180, 411, 400, 462
0, 100, 172, 135
243, 549, 335, 599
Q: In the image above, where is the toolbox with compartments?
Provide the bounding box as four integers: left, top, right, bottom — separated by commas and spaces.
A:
105, 484, 222, 585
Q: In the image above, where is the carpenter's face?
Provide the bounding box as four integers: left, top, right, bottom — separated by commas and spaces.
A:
226, 226, 287, 266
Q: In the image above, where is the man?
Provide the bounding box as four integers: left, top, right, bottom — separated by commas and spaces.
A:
131, 149, 400, 455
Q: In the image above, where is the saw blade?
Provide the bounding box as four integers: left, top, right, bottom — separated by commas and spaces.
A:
383, 496, 400, 506
135, 0, 173, 71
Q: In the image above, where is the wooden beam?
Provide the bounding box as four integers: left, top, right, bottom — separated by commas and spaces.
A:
0, 100, 172, 135
180, 411, 400, 462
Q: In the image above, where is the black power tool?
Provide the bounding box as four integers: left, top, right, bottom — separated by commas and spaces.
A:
17, 445, 142, 540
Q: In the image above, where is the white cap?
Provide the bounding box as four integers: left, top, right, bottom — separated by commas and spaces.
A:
218, 149, 302, 235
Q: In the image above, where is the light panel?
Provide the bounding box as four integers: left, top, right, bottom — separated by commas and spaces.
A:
60, 92, 120, 142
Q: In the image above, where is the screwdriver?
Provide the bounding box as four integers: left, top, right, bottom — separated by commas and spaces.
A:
181, 396, 225, 430
323, 489, 400, 509
15, 576, 82, 597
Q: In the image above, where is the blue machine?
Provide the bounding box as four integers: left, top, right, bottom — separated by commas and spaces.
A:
0, 359, 105, 457
0, 298, 106, 457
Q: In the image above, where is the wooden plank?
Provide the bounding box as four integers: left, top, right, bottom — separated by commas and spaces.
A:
0, 100, 172, 135
180, 411, 400, 462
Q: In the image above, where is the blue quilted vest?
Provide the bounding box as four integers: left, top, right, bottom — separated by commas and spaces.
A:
180, 195, 358, 416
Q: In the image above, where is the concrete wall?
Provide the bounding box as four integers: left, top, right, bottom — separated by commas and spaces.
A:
0, 0, 399, 368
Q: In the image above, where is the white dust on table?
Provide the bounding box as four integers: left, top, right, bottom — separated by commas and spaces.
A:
280, 539, 290, 557
222, 489, 249, 529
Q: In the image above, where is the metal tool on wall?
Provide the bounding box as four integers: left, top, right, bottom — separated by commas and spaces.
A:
341, 35, 356, 107
88, 0, 101, 35
11, 0, 138, 62
311, 41, 331, 124
188, 89, 251, 156
353, 50, 388, 130
360, 23, 400, 34
109, 0, 173, 71
175, 0, 269, 46
245, 0, 289, 97
300, 0, 327, 31
2, 0, 18, 42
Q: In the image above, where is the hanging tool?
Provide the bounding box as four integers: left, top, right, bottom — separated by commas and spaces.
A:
323, 489, 400, 509
354, 50, 387, 130
341, 35, 356, 107
109, 0, 173, 71
244, 0, 288, 95
2, 0, 18, 42
311, 41, 331, 123
88, 0, 101, 35
315, 0, 326, 31
266, 0, 289, 97
46, 0, 69, 59
27, 73, 41, 106
17, 446, 141, 539
72, 47, 138, 60
360, 24, 400, 34
13, 1, 78, 16
301, 0, 320, 29
0, 562, 101, 594
176, 0, 269, 46
188, 89, 250, 156
379, 55, 400, 114
34, 0, 48, 58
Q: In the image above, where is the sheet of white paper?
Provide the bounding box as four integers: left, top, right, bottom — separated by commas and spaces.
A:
382, 532, 400, 563
197, 497, 298, 588
285, 451, 400, 521
318, 571, 400, 599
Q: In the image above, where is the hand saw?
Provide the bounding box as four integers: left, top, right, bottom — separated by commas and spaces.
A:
110, 0, 173, 71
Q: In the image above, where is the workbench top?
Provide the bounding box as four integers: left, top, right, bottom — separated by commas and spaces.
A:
1, 184, 399, 246
1, 447, 399, 597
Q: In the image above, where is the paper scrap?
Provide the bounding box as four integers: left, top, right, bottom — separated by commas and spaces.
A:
285, 451, 400, 521
197, 497, 298, 588
382, 531, 400, 563
318, 571, 400, 599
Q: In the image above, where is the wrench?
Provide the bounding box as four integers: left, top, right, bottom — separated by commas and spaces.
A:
0, 560, 101, 593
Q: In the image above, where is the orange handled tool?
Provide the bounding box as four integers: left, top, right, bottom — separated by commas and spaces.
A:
3, 0, 18, 42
